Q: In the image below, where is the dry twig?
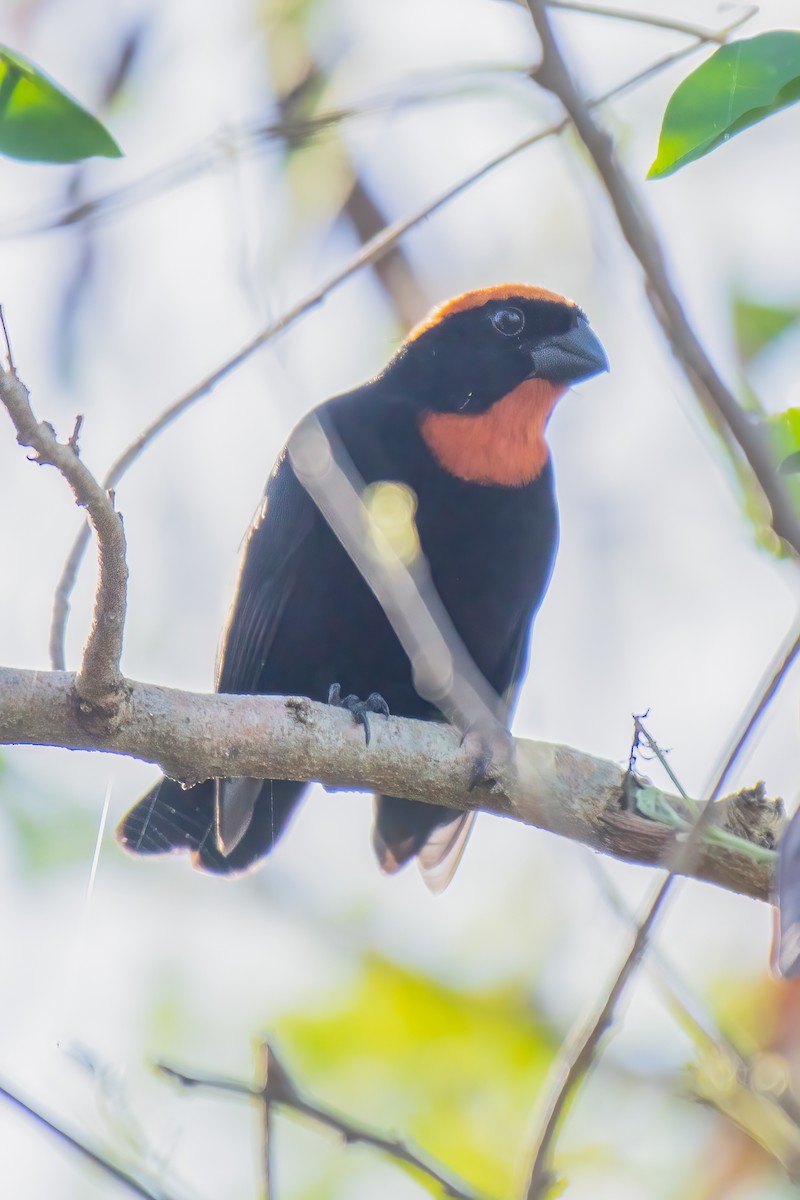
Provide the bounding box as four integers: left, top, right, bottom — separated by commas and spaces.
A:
0, 1080, 182, 1200
159, 1043, 485, 1200
546, 0, 751, 41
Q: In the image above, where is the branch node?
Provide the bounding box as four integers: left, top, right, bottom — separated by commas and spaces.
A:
73, 677, 131, 736
285, 695, 313, 724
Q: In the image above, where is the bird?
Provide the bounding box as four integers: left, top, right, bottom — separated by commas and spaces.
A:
117, 284, 607, 890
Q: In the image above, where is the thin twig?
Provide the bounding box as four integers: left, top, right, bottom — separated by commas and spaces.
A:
0, 1080, 182, 1200
523, 623, 800, 1198
256, 1042, 272, 1200
159, 1045, 486, 1200
0, 304, 15, 371
588, 853, 800, 1133
68, 414, 84, 454
0, 665, 782, 901
527, 0, 800, 558
47, 15, 754, 671
0, 350, 128, 725
701, 626, 800, 806
547, 0, 753, 42
0, 67, 535, 243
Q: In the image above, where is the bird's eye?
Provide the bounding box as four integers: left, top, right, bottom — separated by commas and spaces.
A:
491, 307, 525, 337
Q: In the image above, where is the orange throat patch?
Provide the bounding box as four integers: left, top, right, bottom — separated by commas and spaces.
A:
419, 378, 564, 487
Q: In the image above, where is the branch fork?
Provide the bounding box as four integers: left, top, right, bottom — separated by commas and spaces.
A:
0, 338, 129, 729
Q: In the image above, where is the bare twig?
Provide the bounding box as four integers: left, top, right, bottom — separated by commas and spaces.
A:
523, 624, 800, 1198
0, 665, 781, 900
0, 68, 535, 243
0, 304, 15, 371
588, 854, 800, 1138
0, 1079, 183, 1200
527, 0, 800, 558
159, 1044, 486, 1200
547, 0, 753, 42
0, 354, 128, 726
255, 1042, 272, 1200
48, 16, 752, 671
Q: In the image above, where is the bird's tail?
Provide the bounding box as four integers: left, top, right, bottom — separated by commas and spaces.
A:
116, 776, 305, 874
372, 796, 474, 893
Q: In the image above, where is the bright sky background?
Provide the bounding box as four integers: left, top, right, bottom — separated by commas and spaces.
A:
1, 1, 800, 1196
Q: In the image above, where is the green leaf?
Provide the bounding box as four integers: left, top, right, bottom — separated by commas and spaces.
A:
648, 32, 800, 179
766, 408, 800, 476
0, 44, 122, 163
733, 295, 800, 364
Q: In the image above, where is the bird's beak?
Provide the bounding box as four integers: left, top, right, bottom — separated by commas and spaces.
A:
528, 314, 608, 384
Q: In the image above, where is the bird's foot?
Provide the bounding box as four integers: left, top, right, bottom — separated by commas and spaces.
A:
328, 683, 390, 746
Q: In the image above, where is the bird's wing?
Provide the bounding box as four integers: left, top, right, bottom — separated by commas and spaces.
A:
213, 453, 317, 855
215, 451, 317, 696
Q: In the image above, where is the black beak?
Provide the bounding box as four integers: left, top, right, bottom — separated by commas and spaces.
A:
528, 314, 608, 385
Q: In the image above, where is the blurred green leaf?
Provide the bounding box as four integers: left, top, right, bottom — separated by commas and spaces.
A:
0, 764, 99, 873
277, 955, 556, 1197
733, 296, 800, 365
0, 44, 122, 162
765, 409, 800, 477
648, 32, 800, 179
762, 408, 800, 519
768, 408, 800, 459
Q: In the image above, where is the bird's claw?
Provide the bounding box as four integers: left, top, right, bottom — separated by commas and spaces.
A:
328, 683, 390, 746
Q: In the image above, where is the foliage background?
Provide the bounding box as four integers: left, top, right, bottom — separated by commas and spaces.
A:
1, 0, 800, 1196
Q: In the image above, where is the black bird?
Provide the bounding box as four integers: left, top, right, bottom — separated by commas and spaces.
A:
118, 285, 607, 889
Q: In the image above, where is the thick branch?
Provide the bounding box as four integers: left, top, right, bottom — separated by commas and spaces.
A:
0, 359, 128, 724
527, 0, 800, 558
0, 666, 779, 900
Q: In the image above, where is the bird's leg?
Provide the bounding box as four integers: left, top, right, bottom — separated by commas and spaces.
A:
328, 683, 390, 746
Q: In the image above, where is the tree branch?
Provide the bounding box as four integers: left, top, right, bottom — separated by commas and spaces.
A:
0, 348, 128, 727
526, 0, 800, 558
0, 665, 781, 900
546, 1, 751, 42
0, 1079, 184, 1200
159, 1043, 488, 1200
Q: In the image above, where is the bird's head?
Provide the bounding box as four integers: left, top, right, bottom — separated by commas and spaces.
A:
388, 284, 608, 487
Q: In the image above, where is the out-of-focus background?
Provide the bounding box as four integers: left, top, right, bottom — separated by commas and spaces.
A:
1, 0, 800, 1196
